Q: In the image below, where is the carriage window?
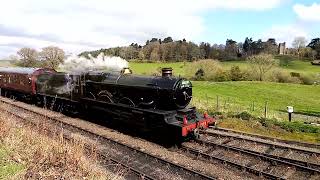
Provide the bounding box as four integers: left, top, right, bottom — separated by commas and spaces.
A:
20, 78, 25, 85
12, 75, 15, 84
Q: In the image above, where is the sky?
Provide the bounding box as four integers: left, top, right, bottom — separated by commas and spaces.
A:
0, 0, 319, 58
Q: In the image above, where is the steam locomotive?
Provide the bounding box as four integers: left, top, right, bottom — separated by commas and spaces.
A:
0, 67, 214, 138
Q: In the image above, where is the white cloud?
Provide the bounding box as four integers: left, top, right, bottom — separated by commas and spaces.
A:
263, 24, 308, 47
293, 3, 320, 22
0, 0, 285, 58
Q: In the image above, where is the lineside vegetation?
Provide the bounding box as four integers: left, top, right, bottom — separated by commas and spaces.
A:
0, 106, 121, 180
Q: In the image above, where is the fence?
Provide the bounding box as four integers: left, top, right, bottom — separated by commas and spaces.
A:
191, 95, 320, 124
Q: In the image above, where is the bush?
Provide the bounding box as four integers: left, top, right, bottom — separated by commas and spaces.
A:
247, 54, 278, 81
257, 117, 320, 133
289, 77, 303, 84
299, 74, 316, 85
258, 117, 273, 128
269, 69, 301, 84
290, 72, 300, 77
195, 68, 205, 80
186, 59, 229, 81
229, 66, 244, 81
274, 70, 291, 83
233, 111, 253, 120
215, 69, 229, 82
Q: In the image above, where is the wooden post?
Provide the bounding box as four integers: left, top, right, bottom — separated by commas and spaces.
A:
206, 94, 209, 113
252, 101, 255, 111
227, 97, 230, 109
288, 113, 292, 122
216, 95, 219, 112
264, 101, 268, 118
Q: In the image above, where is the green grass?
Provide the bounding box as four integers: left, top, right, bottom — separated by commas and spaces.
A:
130, 59, 319, 77
191, 81, 320, 116
0, 146, 24, 179
281, 60, 320, 74
130, 62, 187, 76
222, 57, 320, 74
130, 60, 320, 117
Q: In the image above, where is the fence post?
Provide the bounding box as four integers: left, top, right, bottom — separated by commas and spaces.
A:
252, 101, 255, 111
264, 101, 268, 118
216, 95, 219, 112
206, 94, 209, 113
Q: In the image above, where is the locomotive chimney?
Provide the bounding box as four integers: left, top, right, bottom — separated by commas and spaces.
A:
162, 68, 172, 77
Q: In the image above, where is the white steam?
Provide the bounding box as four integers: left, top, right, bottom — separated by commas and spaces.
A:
59, 53, 129, 72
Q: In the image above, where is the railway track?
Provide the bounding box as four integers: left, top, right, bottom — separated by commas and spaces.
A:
179, 127, 320, 179
0, 97, 216, 180
202, 128, 320, 167
212, 127, 320, 149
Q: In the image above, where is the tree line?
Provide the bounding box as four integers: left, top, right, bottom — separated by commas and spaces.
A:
79, 37, 320, 61
11, 46, 65, 69
10, 37, 320, 69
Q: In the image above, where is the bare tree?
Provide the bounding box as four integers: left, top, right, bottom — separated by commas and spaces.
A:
247, 54, 278, 81
39, 46, 65, 69
17, 47, 38, 67
292, 37, 307, 59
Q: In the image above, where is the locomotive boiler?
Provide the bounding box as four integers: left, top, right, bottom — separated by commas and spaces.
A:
85, 68, 192, 110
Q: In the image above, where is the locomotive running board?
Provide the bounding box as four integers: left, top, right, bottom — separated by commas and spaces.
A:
80, 98, 178, 129
81, 97, 175, 115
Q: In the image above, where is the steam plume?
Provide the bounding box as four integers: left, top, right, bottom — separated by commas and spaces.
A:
59, 53, 128, 72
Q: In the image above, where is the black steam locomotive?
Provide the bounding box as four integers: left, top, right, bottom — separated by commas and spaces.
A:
0, 67, 214, 138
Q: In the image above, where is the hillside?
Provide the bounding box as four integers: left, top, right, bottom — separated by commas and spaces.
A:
130, 58, 319, 77
129, 60, 320, 118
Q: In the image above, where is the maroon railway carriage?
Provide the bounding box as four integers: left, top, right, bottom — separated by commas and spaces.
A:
0, 67, 55, 97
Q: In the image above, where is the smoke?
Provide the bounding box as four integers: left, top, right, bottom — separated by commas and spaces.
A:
59, 53, 129, 72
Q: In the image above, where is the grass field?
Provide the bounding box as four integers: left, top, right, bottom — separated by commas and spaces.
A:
130, 62, 187, 76
130, 59, 319, 76
191, 81, 320, 117
130, 61, 320, 118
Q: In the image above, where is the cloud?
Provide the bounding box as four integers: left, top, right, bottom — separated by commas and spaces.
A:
293, 3, 320, 22
0, 0, 285, 58
262, 24, 308, 47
